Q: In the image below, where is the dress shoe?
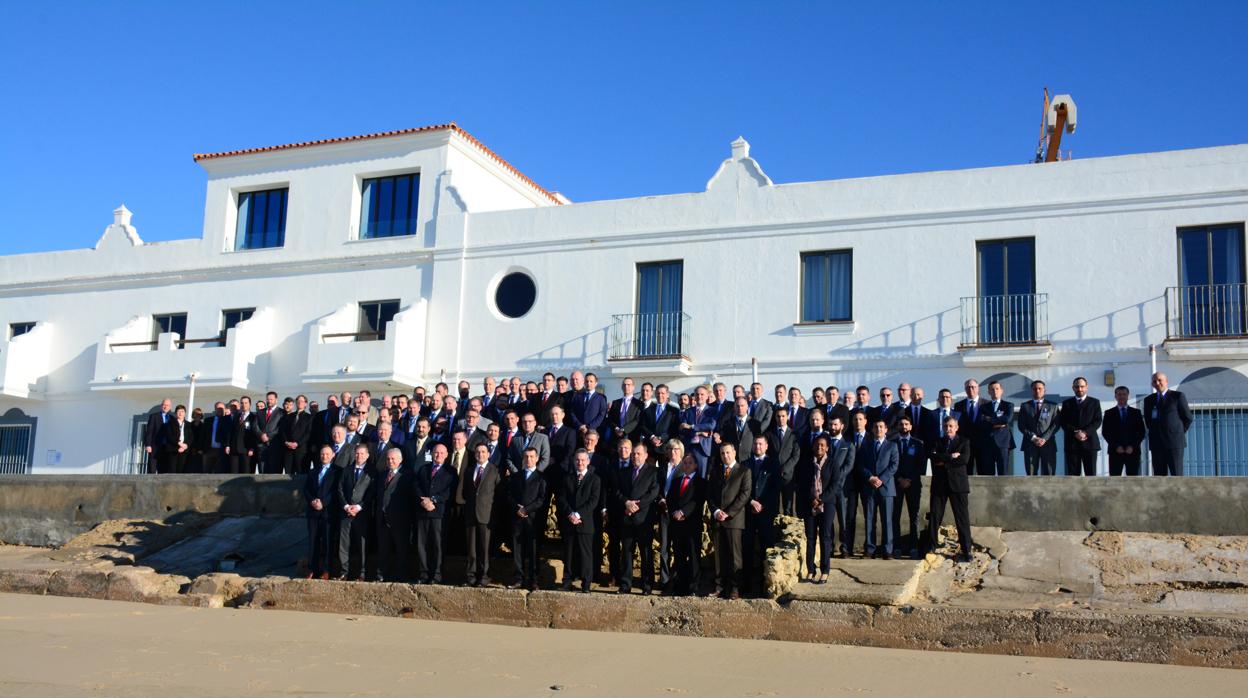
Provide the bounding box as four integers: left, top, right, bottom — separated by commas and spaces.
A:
507, 581, 525, 589
318, 572, 330, 580
883, 553, 893, 560
617, 587, 631, 595
641, 586, 653, 596
728, 591, 741, 600
526, 583, 538, 591
559, 582, 573, 592
579, 586, 591, 594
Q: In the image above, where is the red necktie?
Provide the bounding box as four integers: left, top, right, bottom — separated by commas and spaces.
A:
680, 474, 691, 496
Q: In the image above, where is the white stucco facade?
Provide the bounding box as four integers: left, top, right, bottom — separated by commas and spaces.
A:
1, 123, 1247, 474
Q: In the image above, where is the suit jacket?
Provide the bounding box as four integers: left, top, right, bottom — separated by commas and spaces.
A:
1102, 404, 1147, 452
928, 434, 972, 494
258, 406, 283, 445
826, 404, 851, 432
160, 419, 194, 454
203, 414, 235, 450
1142, 390, 1193, 450
707, 463, 752, 530
325, 442, 354, 469
1016, 399, 1059, 454
897, 403, 935, 444
401, 435, 434, 471
507, 469, 547, 517
413, 460, 459, 519
146, 411, 172, 449
1059, 396, 1103, 452
279, 411, 311, 449
718, 415, 758, 463
570, 391, 608, 433
304, 464, 339, 519
767, 426, 801, 485
230, 411, 259, 455
639, 401, 679, 450
605, 397, 642, 442
846, 432, 870, 491
558, 471, 601, 530
856, 438, 899, 497
529, 390, 563, 427
781, 404, 809, 436
545, 424, 577, 476
745, 455, 781, 518
507, 431, 551, 473
796, 442, 853, 518
680, 404, 719, 460
375, 468, 415, 528
893, 434, 926, 482
338, 463, 375, 515
954, 398, 988, 445
976, 399, 1016, 450
748, 398, 774, 432
613, 462, 660, 525
869, 403, 901, 434
664, 471, 706, 524
458, 461, 501, 525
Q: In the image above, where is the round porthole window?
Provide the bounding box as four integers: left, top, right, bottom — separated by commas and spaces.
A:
494, 272, 537, 319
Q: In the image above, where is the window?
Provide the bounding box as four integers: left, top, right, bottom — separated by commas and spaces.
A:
635, 261, 684, 356
235, 188, 288, 250
358, 300, 400, 341
360, 173, 419, 239
800, 250, 852, 323
494, 272, 537, 319
8, 322, 34, 340
1177, 224, 1246, 337
218, 308, 255, 346
976, 238, 1037, 344
153, 313, 188, 346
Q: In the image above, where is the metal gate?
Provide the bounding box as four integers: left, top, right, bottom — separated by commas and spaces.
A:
0, 424, 32, 474
1184, 402, 1248, 476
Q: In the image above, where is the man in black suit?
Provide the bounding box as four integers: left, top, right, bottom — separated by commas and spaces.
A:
508, 447, 547, 590
1059, 377, 1103, 476
654, 439, 686, 590
458, 442, 501, 587
375, 448, 414, 582
1143, 372, 1194, 476
928, 415, 974, 561
955, 379, 987, 476
1017, 381, 1059, 476
708, 442, 751, 600
769, 407, 801, 516
228, 396, 260, 474
337, 444, 375, 581
891, 415, 926, 558
976, 380, 1015, 476
546, 404, 578, 481
160, 404, 194, 474
906, 387, 935, 444
743, 435, 782, 593
255, 392, 283, 474
747, 383, 773, 433
412, 443, 457, 584
614, 441, 659, 594
558, 449, 600, 593
311, 395, 341, 456
279, 396, 312, 475
666, 452, 705, 596
826, 386, 851, 434
714, 397, 756, 463
202, 402, 233, 474
605, 378, 642, 448
1103, 386, 1147, 476
304, 446, 340, 579
841, 411, 870, 557
601, 438, 632, 586
800, 409, 829, 465
145, 399, 173, 474
870, 386, 901, 435
639, 384, 679, 458
530, 372, 564, 427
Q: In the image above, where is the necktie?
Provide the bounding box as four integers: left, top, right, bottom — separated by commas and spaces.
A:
523, 434, 531, 448
657, 404, 663, 420
680, 474, 691, 496
992, 401, 998, 413
970, 401, 977, 420
632, 466, 640, 481
620, 399, 629, 425
577, 472, 585, 484
779, 427, 785, 440
432, 464, 440, 480
475, 465, 483, 485
1120, 406, 1126, 422
738, 418, 745, 432
332, 443, 340, 455
912, 406, 919, 424
355, 466, 364, 481
387, 470, 396, 486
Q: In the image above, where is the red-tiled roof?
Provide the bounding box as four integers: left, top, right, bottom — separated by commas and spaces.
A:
192, 122, 561, 205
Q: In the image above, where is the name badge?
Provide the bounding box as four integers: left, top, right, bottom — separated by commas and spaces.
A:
1151, 408, 1159, 419
996, 410, 1004, 417
907, 445, 916, 455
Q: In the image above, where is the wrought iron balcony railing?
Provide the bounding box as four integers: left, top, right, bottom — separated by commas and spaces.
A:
609, 312, 691, 361
1166, 284, 1248, 339
959, 293, 1048, 347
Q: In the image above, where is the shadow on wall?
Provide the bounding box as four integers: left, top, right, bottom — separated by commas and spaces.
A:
818, 307, 961, 358
1049, 296, 1164, 349
517, 325, 611, 372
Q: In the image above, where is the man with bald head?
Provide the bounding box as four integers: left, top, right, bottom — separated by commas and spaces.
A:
1143, 372, 1193, 476
145, 398, 174, 473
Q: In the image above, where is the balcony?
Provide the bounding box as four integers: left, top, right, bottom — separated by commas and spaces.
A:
1163, 284, 1248, 360
89, 309, 274, 393
0, 322, 53, 399
957, 293, 1051, 366
301, 300, 426, 388
607, 311, 692, 376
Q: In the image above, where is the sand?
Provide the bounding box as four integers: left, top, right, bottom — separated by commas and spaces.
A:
0, 593, 1242, 697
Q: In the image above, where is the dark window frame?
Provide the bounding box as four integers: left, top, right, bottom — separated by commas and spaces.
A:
8, 322, 35, 340
361, 172, 420, 239
218, 308, 256, 347
235, 187, 288, 251
357, 300, 401, 341
798, 249, 853, 323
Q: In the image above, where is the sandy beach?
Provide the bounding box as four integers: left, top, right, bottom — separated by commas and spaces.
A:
0, 593, 1243, 697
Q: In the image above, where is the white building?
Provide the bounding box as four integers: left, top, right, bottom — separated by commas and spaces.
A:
2, 122, 1247, 475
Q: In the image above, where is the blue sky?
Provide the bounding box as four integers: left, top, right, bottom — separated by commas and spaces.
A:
1, 1, 1245, 254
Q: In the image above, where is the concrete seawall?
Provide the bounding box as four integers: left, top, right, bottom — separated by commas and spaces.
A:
1, 474, 1245, 547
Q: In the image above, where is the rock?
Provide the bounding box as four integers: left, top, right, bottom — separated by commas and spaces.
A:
1157, 590, 1248, 614
47, 567, 111, 600
0, 568, 53, 595
998, 531, 1097, 593
105, 566, 191, 605
187, 572, 253, 606
762, 515, 803, 599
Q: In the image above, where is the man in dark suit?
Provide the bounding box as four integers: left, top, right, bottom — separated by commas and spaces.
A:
976, 380, 1015, 476
507, 413, 550, 475
715, 398, 756, 463
601, 439, 633, 586
928, 414, 974, 561
680, 386, 718, 476
546, 404, 578, 480
743, 435, 782, 593
256, 393, 283, 474
160, 404, 194, 474
145, 399, 173, 474
605, 378, 642, 448
826, 387, 851, 435
800, 409, 829, 465
458, 442, 501, 586
1059, 377, 1103, 476
1103, 386, 1147, 476
375, 448, 414, 582
401, 417, 434, 472
870, 386, 901, 435
654, 439, 687, 590
841, 411, 870, 557
955, 379, 988, 476
747, 383, 773, 432
324, 425, 354, 470
858, 420, 899, 559
614, 441, 660, 594
279, 396, 312, 475
769, 407, 801, 516
304, 446, 340, 579
1017, 381, 1059, 476
201, 402, 233, 474
530, 372, 564, 427
558, 449, 600, 593
665, 452, 704, 596
337, 444, 375, 581
783, 387, 810, 436
412, 443, 458, 584
228, 396, 260, 474
905, 388, 935, 445
507, 447, 547, 590
569, 371, 608, 444
891, 415, 925, 558
708, 442, 751, 600
1143, 372, 1194, 476
639, 384, 679, 458
311, 395, 341, 456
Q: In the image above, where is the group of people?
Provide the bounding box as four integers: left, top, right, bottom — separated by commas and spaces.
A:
142, 370, 1193, 597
